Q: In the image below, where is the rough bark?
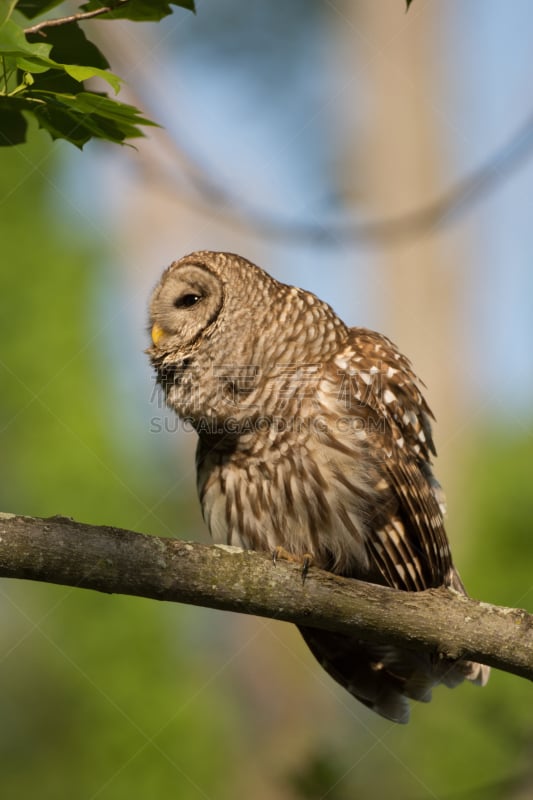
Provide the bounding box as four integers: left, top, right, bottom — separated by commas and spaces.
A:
0, 511, 531, 681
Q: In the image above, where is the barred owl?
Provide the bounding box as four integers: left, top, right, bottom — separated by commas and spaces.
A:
147, 250, 489, 723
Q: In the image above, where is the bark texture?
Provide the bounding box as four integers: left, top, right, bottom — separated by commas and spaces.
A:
0, 512, 531, 681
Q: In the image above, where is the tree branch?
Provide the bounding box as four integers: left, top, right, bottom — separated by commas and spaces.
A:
0, 511, 531, 681
24, 2, 131, 36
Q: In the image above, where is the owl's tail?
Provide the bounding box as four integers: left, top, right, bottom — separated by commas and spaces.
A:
298, 626, 489, 724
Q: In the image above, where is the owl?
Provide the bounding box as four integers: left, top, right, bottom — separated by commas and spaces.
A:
147, 250, 489, 724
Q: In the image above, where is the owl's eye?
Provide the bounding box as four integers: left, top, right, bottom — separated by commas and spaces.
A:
174, 293, 202, 309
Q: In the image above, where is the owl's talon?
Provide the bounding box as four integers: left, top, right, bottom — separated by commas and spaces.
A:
272, 547, 313, 583
301, 554, 313, 583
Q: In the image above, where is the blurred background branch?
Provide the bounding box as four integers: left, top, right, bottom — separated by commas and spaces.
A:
130, 98, 533, 248
1, 511, 532, 682
82, 17, 533, 249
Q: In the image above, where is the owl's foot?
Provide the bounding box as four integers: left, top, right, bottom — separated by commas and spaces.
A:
272, 546, 313, 583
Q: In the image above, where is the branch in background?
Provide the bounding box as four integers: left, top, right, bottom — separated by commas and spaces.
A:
79, 22, 533, 248
139, 107, 533, 248
0, 512, 531, 681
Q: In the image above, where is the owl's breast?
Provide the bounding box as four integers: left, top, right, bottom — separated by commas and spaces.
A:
195, 423, 374, 574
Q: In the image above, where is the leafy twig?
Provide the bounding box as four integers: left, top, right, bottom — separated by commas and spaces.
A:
23, 2, 132, 36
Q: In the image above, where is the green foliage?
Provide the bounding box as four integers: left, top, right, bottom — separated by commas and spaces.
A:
0, 1, 19, 26
0, 0, 195, 147
464, 431, 533, 607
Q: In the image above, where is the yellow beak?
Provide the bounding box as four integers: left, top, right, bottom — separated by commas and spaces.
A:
151, 323, 167, 346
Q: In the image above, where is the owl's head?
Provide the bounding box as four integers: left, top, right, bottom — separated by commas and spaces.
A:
147, 251, 277, 357
147, 250, 346, 424
147, 251, 282, 421
149, 258, 221, 354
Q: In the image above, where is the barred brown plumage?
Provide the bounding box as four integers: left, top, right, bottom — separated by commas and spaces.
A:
147, 250, 489, 724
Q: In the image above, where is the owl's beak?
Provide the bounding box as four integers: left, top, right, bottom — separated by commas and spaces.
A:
151, 323, 167, 346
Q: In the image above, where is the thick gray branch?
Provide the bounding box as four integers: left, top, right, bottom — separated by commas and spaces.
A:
0, 512, 531, 681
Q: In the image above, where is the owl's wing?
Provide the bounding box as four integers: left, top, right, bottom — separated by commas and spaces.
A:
322, 327, 455, 592
306, 328, 489, 722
